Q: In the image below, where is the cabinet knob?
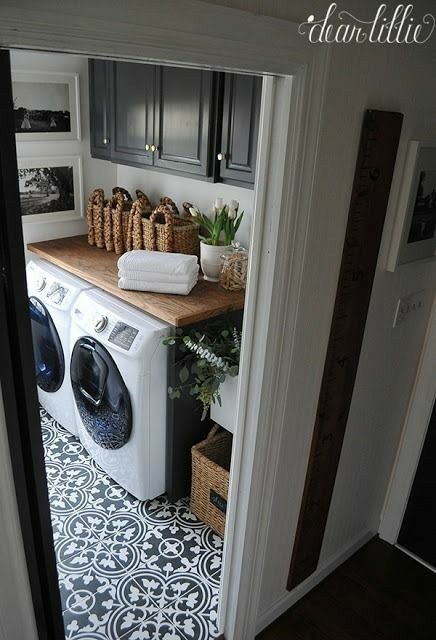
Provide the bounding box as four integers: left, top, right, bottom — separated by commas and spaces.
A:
145, 143, 150, 151
217, 152, 224, 161
150, 144, 157, 152
103, 137, 110, 145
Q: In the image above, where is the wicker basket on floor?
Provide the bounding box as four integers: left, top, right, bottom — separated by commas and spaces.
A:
142, 204, 200, 255
190, 425, 232, 537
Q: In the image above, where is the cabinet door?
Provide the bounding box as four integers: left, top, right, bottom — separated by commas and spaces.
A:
89, 59, 112, 160
154, 67, 213, 176
218, 74, 261, 185
111, 62, 154, 167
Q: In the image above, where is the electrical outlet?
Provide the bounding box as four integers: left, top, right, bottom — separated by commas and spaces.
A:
393, 291, 425, 327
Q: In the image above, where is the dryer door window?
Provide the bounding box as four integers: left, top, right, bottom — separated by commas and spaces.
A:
70, 337, 132, 449
29, 296, 65, 393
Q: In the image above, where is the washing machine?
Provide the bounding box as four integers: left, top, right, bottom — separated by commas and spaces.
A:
26, 258, 94, 436
70, 289, 170, 500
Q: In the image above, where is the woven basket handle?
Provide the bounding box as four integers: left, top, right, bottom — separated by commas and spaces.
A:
136, 189, 153, 214
207, 424, 221, 440
112, 186, 132, 203
150, 205, 174, 252
160, 196, 179, 217
182, 201, 193, 218
111, 191, 124, 214
88, 188, 105, 206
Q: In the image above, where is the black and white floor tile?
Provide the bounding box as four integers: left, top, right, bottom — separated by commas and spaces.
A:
40, 407, 222, 640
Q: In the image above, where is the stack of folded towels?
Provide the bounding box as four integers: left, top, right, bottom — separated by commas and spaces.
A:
117, 250, 199, 295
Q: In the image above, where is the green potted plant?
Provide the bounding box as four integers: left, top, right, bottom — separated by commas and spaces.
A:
164, 317, 241, 427
190, 198, 244, 282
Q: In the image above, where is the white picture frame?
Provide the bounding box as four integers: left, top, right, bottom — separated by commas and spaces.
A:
12, 71, 80, 141
18, 156, 83, 223
387, 141, 436, 271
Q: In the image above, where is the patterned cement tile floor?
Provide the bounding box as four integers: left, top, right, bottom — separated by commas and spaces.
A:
40, 407, 222, 640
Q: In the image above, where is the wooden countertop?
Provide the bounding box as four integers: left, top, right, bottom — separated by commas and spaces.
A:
27, 235, 245, 327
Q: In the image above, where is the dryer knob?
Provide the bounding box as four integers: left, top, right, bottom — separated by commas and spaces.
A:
94, 315, 108, 333
35, 276, 47, 292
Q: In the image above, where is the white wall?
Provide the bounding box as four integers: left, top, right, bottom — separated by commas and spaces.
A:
226, 0, 436, 624
11, 50, 116, 256
117, 164, 254, 247
0, 386, 38, 640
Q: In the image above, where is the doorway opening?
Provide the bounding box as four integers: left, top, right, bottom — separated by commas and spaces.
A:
5, 45, 269, 640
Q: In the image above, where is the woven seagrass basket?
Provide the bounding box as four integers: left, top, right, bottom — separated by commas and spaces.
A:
131, 189, 154, 250
142, 203, 199, 255
103, 187, 133, 254
86, 188, 105, 249
190, 425, 232, 537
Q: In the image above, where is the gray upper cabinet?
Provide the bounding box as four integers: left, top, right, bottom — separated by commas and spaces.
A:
154, 67, 213, 176
89, 59, 112, 161
89, 60, 260, 187
217, 74, 261, 185
111, 62, 155, 167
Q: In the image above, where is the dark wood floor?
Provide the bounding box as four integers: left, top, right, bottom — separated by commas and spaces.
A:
257, 537, 436, 640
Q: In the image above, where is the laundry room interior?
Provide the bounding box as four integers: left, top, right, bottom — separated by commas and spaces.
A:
14, 47, 261, 640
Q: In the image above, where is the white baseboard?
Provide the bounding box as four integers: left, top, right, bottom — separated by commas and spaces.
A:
255, 529, 375, 634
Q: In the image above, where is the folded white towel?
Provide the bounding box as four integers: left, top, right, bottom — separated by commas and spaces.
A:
118, 250, 198, 276
118, 264, 199, 284
118, 276, 198, 295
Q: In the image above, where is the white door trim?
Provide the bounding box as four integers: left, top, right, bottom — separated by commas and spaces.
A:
221, 50, 332, 639
0, 3, 330, 639
379, 291, 436, 544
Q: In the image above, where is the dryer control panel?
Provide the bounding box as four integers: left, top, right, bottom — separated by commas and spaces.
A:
27, 263, 76, 310
46, 281, 69, 305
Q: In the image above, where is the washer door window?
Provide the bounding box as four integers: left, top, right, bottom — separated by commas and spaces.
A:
29, 296, 65, 392
70, 337, 132, 449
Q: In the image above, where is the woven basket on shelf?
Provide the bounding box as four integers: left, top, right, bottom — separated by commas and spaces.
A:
142, 204, 199, 255
190, 425, 232, 537
103, 187, 133, 254
131, 189, 153, 250
86, 188, 105, 248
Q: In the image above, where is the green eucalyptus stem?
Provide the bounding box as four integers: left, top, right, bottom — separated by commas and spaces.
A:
163, 317, 242, 419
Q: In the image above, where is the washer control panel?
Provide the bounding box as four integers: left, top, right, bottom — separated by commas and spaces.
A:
108, 321, 139, 351
94, 315, 109, 333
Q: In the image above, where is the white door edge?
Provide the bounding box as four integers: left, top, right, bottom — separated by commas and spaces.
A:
379, 292, 436, 544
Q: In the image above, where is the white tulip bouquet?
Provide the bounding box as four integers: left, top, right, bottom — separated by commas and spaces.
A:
190, 197, 244, 246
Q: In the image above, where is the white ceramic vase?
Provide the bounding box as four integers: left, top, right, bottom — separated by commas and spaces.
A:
210, 375, 239, 434
200, 241, 232, 282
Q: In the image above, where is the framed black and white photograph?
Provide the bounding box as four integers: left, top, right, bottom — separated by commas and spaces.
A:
387, 141, 436, 270
18, 156, 83, 223
12, 71, 80, 141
